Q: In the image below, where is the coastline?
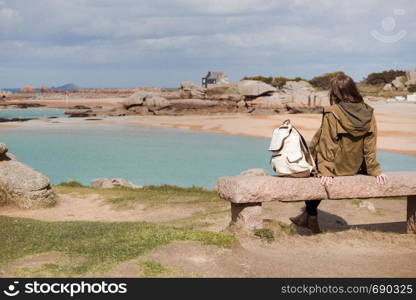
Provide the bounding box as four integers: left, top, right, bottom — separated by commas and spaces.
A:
1, 102, 415, 156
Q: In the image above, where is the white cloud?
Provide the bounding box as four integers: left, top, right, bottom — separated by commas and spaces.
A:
0, 0, 414, 87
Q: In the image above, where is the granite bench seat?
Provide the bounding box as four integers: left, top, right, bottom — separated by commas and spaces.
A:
216, 172, 416, 233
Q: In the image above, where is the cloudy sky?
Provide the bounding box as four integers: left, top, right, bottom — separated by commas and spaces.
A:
0, 0, 415, 88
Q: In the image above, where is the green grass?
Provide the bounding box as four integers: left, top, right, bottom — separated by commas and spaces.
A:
254, 228, 275, 243
139, 260, 173, 277
57, 179, 85, 187
0, 216, 235, 276
54, 184, 223, 209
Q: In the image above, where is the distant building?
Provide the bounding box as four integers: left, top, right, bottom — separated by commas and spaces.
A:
201, 71, 229, 87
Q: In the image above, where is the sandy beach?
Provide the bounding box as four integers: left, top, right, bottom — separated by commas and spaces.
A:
2, 101, 415, 156
126, 102, 416, 156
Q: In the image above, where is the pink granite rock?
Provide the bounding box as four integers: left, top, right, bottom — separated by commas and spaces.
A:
326, 173, 416, 199
217, 172, 416, 204
217, 175, 327, 203
231, 203, 263, 229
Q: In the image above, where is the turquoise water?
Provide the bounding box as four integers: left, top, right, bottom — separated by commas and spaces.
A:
0, 121, 415, 189
0, 108, 66, 120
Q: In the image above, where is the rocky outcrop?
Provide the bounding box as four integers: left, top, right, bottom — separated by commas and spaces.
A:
20, 85, 36, 93
251, 93, 284, 109
0, 89, 12, 99
64, 109, 94, 117
40, 85, 51, 93
406, 69, 416, 86
383, 83, 393, 91
237, 80, 276, 97
122, 91, 153, 109
145, 95, 170, 109
180, 81, 206, 98
90, 178, 142, 189
0, 144, 55, 208
383, 71, 416, 91
392, 76, 406, 89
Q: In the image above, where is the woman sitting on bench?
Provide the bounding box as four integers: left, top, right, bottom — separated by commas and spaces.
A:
290, 74, 388, 234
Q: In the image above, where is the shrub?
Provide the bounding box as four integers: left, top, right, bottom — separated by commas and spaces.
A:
364, 70, 406, 85
242, 76, 274, 85
242, 75, 305, 88
57, 179, 84, 187
272, 76, 304, 89
309, 71, 345, 90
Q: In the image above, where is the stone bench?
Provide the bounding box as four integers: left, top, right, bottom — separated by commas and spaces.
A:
216, 172, 416, 233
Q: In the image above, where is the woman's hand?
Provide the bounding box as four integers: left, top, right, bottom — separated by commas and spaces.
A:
320, 176, 334, 186
376, 173, 388, 184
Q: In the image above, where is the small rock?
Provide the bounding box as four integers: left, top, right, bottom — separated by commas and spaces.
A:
0, 143, 8, 155
240, 168, 268, 176
90, 178, 142, 189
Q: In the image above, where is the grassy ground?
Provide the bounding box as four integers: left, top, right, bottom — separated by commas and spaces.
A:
53, 184, 229, 230
0, 184, 236, 277
1, 183, 413, 277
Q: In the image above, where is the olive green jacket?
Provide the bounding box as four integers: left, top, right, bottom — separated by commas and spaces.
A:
309, 103, 381, 177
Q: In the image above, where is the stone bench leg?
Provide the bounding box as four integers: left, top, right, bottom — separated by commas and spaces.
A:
407, 195, 416, 234
231, 202, 262, 229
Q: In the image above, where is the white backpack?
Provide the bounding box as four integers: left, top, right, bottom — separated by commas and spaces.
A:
268, 120, 315, 177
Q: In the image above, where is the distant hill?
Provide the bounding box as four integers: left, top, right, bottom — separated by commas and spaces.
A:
51, 83, 81, 91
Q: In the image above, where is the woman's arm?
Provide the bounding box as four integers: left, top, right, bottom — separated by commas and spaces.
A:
363, 118, 382, 176
363, 117, 388, 184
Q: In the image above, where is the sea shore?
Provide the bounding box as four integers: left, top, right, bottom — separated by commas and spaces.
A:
1, 94, 415, 156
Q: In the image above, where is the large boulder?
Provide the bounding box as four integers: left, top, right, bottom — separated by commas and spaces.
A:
383, 83, 394, 91
281, 80, 316, 106
406, 69, 416, 86
251, 93, 284, 109
237, 80, 276, 97
0, 146, 55, 208
0, 89, 12, 98
392, 76, 406, 89
180, 82, 206, 98
20, 85, 36, 93
0, 143, 8, 155
122, 91, 153, 109
91, 178, 142, 189
144, 95, 170, 109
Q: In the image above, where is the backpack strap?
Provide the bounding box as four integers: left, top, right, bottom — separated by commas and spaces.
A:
293, 126, 317, 171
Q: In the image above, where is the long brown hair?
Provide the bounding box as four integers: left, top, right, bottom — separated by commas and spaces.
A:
329, 74, 363, 105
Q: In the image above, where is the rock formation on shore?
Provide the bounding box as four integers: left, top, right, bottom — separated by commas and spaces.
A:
0, 143, 55, 208
383, 69, 416, 91
91, 178, 142, 189
65, 80, 331, 117
20, 85, 36, 93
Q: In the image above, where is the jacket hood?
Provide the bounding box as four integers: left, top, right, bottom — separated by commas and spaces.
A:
325, 102, 374, 136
